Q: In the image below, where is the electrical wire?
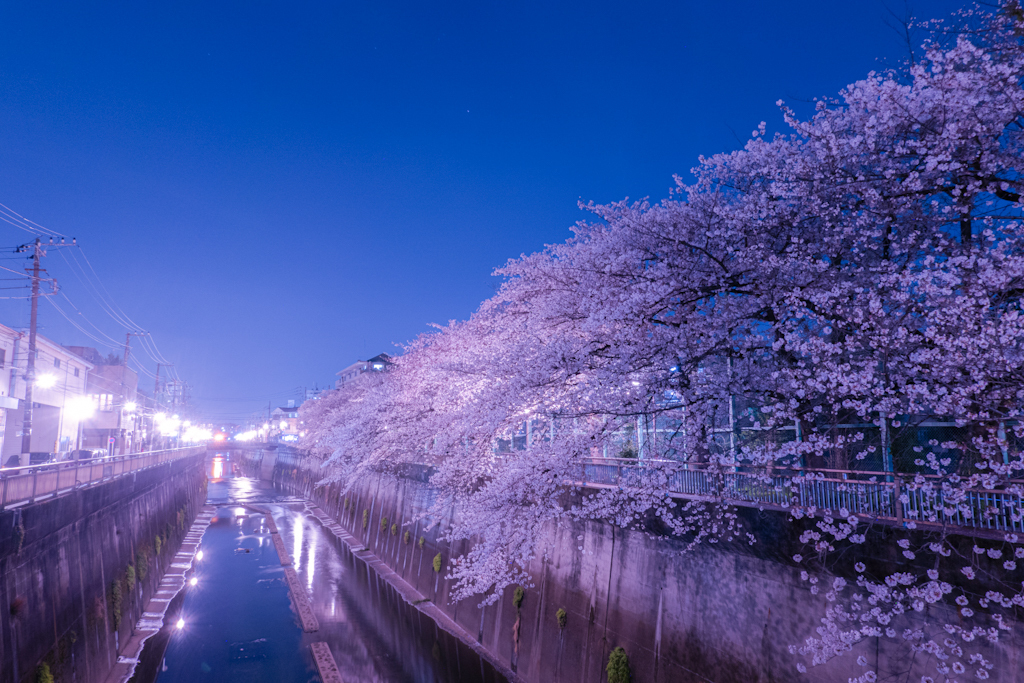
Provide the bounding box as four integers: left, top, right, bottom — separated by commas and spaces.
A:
1, 201, 183, 393
56, 292, 128, 348
45, 297, 123, 350
0, 202, 66, 237
59, 248, 180, 381
57, 250, 138, 332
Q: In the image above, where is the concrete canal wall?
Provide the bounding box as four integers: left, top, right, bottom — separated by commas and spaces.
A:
264, 454, 1022, 683
0, 452, 207, 683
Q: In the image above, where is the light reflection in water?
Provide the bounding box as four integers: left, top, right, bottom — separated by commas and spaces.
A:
178, 458, 508, 683
306, 529, 316, 592
293, 515, 303, 573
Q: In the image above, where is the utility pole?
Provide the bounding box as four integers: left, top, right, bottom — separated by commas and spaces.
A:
17, 236, 74, 459
122, 331, 145, 368
21, 239, 43, 456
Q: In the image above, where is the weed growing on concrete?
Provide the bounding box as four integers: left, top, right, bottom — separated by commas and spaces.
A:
125, 565, 136, 592
391, 523, 398, 536
380, 516, 389, 532
606, 647, 630, 683
362, 509, 369, 529
432, 553, 442, 573
556, 607, 567, 629
403, 530, 411, 544
35, 662, 53, 683
136, 547, 150, 581
513, 586, 524, 609
418, 536, 425, 549
109, 581, 123, 628
14, 515, 25, 553
154, 535, 162, 555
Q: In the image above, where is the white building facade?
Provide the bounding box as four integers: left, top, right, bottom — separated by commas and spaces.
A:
0, 323, 94, 466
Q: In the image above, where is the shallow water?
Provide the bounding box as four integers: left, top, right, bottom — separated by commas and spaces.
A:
155, 453, 506, 683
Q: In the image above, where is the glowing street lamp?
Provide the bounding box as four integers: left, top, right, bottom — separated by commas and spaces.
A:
65, 395, 96, 421
35, 374, 57, 389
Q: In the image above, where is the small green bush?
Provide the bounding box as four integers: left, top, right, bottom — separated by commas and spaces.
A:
109, 581, 123, 627
418, 536, 425, 549
154, 535, 162, 555
14, 517, 25, 553
432, 553, 442, 573
125, 565, 136, 592
391, 523, 398, 536
35, 662, 53, 683
380, 516, 389, 532
556, 607, 567, 629
362, 509, 369, 529
136, 548, 150, 581
513, 586, 524, 609
403, 530, 411, 544
607, 647, 630, 683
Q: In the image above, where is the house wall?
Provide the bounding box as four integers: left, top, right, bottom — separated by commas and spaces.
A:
0, 328, 93, 461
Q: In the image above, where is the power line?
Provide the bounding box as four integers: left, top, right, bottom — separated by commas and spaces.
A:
55, 291, 126, 347
45, 297, 122, 350
58, 247, 179, 380
0, 202, 66, 237
1, 202, 185, 401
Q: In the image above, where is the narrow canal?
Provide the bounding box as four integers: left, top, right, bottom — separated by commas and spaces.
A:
152, 453, 507, 683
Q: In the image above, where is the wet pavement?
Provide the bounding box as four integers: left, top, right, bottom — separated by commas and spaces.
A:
154, 453, 507, 683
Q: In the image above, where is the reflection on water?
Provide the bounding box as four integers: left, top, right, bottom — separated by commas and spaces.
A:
157, 453, 506, 683
157, 504, 311, 683
211, 456, 224, 480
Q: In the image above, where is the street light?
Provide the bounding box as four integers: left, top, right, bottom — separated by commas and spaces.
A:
35, 374, 57, 389
65, 396, 95, 421
65, 396, 96, 453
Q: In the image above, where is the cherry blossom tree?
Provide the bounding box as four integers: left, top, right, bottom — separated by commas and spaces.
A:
304, 3, 1024, 679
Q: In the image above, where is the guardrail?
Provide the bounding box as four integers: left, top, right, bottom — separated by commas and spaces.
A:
578, 458, 1024, 536
254, 448, 1024, 538
0, 446, 206, 510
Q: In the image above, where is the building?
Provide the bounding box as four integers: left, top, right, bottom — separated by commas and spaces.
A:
0, 324, 94, 465
335, 353, 393, 389
66, 347, 140, 455
271, 400, 302, 442
304, 386, 326, 401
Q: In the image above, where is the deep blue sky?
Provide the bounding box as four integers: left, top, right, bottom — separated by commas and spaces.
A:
0, 1, 966, 424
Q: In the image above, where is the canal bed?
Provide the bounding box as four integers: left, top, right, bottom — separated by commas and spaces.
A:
152, 454, 506, 683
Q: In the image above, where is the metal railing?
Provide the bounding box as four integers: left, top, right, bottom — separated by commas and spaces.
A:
578, 458, 1024, 536
0, 446, 206, 510
255, 448, 1024, 538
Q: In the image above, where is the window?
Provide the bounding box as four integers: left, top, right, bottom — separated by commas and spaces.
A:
94, 393, 114, 411
74, 367, 79, 377
0, 349, 5, 369
54, 358, 61, 369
